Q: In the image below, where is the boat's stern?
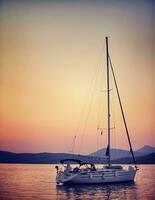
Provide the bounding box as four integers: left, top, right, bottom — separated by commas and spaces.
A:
127, 165, 138, 181
56, 172, 65, 184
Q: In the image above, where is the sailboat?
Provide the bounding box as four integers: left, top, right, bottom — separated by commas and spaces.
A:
56, 37, 138, 185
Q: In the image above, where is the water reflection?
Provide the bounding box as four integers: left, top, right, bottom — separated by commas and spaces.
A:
56, 182, 138, 200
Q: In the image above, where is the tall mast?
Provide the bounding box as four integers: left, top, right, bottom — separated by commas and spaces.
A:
106, 36, 111, 167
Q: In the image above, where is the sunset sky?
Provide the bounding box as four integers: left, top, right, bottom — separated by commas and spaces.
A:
0, 0, 155, 154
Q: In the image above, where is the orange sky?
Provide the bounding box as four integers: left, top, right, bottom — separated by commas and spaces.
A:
0, 0, 155, 154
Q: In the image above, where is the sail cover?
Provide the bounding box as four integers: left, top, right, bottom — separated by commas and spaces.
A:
105, 144, 109, 156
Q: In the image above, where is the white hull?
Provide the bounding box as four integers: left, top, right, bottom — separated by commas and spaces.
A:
56, 167, 137, 185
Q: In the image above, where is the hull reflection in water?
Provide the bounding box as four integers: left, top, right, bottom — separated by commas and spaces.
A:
56, 182, 138, 200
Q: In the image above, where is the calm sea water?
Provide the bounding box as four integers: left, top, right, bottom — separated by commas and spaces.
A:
0, 164, 154, 200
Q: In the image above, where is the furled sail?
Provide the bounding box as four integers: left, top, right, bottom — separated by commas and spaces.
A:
105, 144, 109, 156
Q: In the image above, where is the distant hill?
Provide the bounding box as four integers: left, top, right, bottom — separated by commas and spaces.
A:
0, 151, 106, 164
0, 145, 155, 164
89, 145, 155, 160
90, 148, 136, 160
136, 145, 155, 154
112, 153, 155, 164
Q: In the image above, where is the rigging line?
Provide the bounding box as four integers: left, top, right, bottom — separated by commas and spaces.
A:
78, 42, 105, 155
97, 40, 109, 156
113, 90, 117, 155
97, 42, 106, 135
97, 68, 102, 130
69, 135, 76, 154
97, 66, 105, 134
96, 128, 99, 155
111, 71, 116, 153
96, 41, 106, 156
76, 65, 99, 155
78, 65, 99, 155
97, 42, 106, 130
109, 55, 138, 169
72, 61, 101, 154
96, 63, 102, 154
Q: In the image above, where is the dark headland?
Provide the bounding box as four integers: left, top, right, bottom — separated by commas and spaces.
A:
0, 145, 155, 164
